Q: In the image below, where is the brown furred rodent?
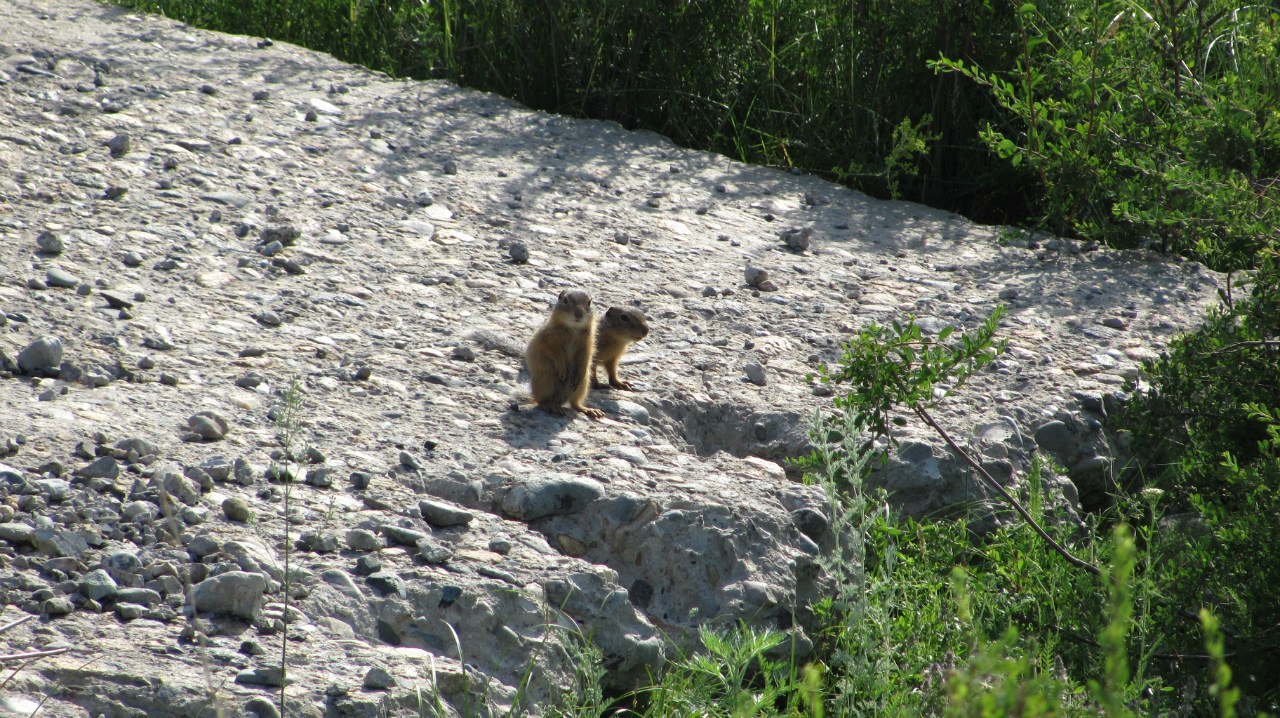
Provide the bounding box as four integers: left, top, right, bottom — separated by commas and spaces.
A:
525, 289, 604, 419
592, 306, 649, 391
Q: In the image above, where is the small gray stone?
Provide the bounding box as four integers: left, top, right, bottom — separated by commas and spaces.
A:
101, 551, 143, 583
252, 310, 282, 327
17, 336, 63, 376
500, 476, 604, 521
745, 265, 769, 287
35, 230, 64, 255
260, 225, 301, 246
244, 696, 280, 718
344, 528, 383, 552
201, 190, 251, 208
34, 478, 71, 501
32, 528, 88, 558
2, 462, 28, 485
235, 665, 287, 687
78, 569, 118, 601
156, 465, 201, 505
378, 524, 428, 546
235, 372, 266, 389
353, 555, 381, 576
106, 133, 131, 158
305, 466, 336, 487
141, 335, 175, 352
593, 399, 650, 424
116, 437, 159, 460
1073, 391, 1104, 413
791, 508, 829, 541
419, 499, 474, 528
199, 457, 233, 482
402, 220, 435, 238
744, 362, 768, 386
188, 535, 221, 558
781, 226, 813, 251
222, 497, 254, 523
182, 506, 210, 525
46, 267, 81, 289
508, 242, 529, 264
233, 458, 255, 485
101, 291, 134, 309
365, 571, 406, 597
42, 596, 75, 616
121, 500, 158, 522
115, 587, 162, 606
0, 523, 35, 545
188, 411, 229, 440
363, 664, 396, 690
1033, 420, 1076, 457
76, 455, 119, 480
121, 251, 144, 267
257, 240, 284, 257
417, 538, 455, 564
606, 445, 647, 466
185, 460, 217, 488
1101, 316, 1128, 330
114, 603, 144, 620
399, 451, 421, 470
194, 570, 267, 619
298, 531, 339, 553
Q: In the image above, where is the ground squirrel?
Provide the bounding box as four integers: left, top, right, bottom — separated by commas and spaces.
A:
525, 289, 604, 419
592, 306, 649, 391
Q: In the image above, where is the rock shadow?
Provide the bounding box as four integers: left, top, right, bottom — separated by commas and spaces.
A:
498, 403, 588, 448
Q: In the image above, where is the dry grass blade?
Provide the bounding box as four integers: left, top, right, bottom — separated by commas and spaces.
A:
0, 613, 69, 666
0, 648, 71, 662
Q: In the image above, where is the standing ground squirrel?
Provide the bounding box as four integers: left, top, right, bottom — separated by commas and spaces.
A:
593, 306, 649, 391
525, 289, 604, 419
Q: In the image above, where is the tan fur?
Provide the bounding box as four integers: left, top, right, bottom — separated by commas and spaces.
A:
526, 289, 604, 419
592, 306, 649, 391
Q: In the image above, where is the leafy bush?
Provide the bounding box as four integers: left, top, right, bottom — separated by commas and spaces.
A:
933, 1, 1280, 270
1120, 258, 1280, 705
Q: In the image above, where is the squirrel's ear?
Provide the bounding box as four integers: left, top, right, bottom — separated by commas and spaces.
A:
557, 290, 567, 301
605, 307, 620, 320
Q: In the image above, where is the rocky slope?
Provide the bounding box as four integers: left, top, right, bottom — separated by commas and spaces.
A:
0, 1, 1223, 716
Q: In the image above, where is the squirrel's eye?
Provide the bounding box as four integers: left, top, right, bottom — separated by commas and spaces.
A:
621, 315, 631, 323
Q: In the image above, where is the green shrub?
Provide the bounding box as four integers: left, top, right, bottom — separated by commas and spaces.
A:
1120, 258, 1280, 707
933, 1, 1280, 271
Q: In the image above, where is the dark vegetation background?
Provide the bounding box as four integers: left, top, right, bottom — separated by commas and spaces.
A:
104, 0, 1280, 714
